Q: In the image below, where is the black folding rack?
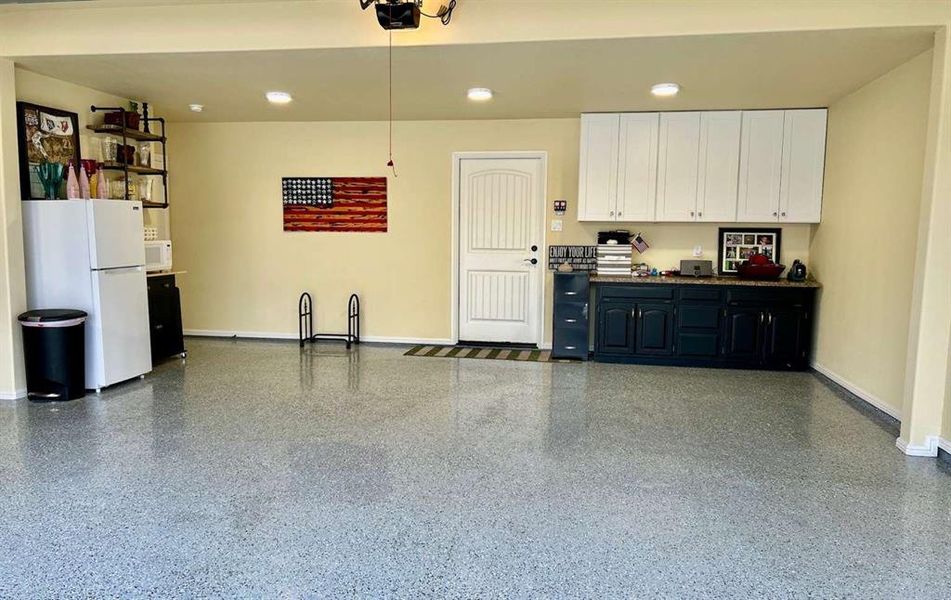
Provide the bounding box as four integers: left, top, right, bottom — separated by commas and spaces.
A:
299, 292, 361, 349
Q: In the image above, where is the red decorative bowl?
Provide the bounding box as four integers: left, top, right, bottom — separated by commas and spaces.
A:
736, 262, 786, 280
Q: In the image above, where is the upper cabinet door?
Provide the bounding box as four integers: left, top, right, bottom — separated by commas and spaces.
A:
737, 110, 785, 222
578, 113, 620, 221
656, 112, 702, 222
780, 109, 827, 223
696, 111, 741, 222
617, 113, 659, 222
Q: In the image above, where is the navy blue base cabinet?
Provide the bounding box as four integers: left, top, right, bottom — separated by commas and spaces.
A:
552, 273, 589, 360
593, 281, 816, 371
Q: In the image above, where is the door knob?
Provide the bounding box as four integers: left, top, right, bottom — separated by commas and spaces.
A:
524, 258, 538, 265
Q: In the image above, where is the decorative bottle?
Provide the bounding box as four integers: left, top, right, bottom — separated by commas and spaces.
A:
96, 169, 109, 200
79, 166, 91, 200
66, 163, 80, 200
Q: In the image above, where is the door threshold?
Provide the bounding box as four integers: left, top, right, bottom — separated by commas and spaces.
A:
458, 340, 538, 349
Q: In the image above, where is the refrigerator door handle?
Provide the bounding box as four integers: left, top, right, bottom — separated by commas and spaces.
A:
96, 266, 144, 274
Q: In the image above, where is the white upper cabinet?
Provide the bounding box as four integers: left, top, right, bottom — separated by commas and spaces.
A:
780, 109, 827, 223
697, 111, 741, 222
578, 113, 620, 222
577, 108, 826, 224
737, 110, 786, 222
656, 112, 701, 222
617, 113, 659, 222
738, 109, 827, 223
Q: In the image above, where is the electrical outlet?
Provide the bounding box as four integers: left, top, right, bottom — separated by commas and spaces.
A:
550, 219, 563, 232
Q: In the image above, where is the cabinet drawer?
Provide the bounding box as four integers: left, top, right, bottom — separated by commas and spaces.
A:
677, 332, 719, 357
678, 304, 720, 329
727, 288, 807, 306
554, 300, 587, 322
553, 328, 588, 357
679, 287, 722, 302
598, 285, 674, 301
554, 273, 589, 295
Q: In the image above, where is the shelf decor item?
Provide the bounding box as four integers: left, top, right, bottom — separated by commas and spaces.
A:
283, 177, 387, 233
15, 102, 82, 200
65, 162, 80, 199
718, 227, 782, 276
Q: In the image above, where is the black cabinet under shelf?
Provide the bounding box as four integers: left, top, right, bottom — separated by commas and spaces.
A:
147, 274, 185, 364
592, 280, 816, 371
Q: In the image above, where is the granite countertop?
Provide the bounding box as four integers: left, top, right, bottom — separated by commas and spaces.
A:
589, 274, 821, 288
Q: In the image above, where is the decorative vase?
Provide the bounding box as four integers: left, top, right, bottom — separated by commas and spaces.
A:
37, 162, 64, 200
79, 166, 91, 200
96, 169, 109, 200
66, 163, 80, 199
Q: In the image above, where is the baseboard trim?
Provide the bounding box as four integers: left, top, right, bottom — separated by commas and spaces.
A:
184, 329, 453, 347
896, 435, 939, 457
0, 388, 26, 401
811, 361, 902, 420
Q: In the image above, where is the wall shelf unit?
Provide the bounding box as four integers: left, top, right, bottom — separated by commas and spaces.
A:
89, 106, 169, 209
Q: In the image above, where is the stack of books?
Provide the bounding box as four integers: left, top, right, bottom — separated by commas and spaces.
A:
596, 243, 632, 276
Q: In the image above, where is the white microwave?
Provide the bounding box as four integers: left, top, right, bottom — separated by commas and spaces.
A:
145, 240, 173, 272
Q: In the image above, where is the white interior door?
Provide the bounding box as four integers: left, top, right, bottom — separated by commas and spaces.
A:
458, 156, 544, 344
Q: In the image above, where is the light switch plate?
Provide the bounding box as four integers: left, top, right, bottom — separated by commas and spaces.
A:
693, 245, 703, 257
551, 219, 563, 232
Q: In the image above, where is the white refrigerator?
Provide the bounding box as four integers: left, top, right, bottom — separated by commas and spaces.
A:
22, 200, 152, 391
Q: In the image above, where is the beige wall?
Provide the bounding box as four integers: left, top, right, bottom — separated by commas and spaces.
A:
169, 118, 811, 344
810, 50, 933, 417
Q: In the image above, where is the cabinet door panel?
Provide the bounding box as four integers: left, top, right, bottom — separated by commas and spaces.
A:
617, 113, 659, 222
656, 112, 701, 222
737, 110, 784, 222
578, 113, 620, 221
598, 302, 635, 354
780, 109, 827, 223
635, 303, 674, 356
723, 307, 763, 362
697, 111, 741, 222
763, 308, 808, 368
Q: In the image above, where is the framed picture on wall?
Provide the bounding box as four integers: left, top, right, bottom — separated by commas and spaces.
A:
16, 102, 82, 200
717, 227, 782, 275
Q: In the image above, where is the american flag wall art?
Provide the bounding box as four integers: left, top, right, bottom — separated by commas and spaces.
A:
283, 177, 388, 233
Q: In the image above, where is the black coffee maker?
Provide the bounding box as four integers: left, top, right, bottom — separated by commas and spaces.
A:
787, 259, 807, 282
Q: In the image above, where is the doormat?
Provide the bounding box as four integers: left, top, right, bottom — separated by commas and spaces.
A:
404, 345, 574, 363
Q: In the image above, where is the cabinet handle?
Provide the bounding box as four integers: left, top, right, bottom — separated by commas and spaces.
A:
690, 211, 695, 217
767, 313, 773, 325
565, 318, 577, 323
564, 346, 577, 350
618, 211, 622, 217
637, 308, 643, 319
582, 303, 588, 318
781, 211, 787, 217
609, 210, 614, 217
773, 211, 778, 217
564, 291, 577, 296
698, 212, 702, 218
759, 312, 764, 324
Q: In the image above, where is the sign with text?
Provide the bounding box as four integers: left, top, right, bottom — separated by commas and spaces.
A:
548, 245, 598, 271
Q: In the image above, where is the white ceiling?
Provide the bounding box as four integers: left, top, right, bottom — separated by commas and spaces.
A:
14, 26, 935, 122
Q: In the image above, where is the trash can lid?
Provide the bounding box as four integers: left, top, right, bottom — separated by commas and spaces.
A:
18, 309, 88, 323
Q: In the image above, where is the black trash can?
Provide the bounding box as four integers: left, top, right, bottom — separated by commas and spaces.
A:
18, 309, 87, 401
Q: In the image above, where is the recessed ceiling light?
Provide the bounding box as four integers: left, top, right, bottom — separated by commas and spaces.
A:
266, 91, 293, 105
188, 104, 204, 113
651, 83, 680, 97
467, 87, 493, 102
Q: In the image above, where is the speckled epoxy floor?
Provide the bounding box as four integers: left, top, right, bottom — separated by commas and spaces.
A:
1, 338, 950, 598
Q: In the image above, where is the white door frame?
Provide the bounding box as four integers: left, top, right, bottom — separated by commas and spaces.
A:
450, 151, 548, 346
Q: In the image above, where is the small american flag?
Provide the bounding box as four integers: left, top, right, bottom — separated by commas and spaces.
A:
632, 232, 650, 253
283, 177, 387, 233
